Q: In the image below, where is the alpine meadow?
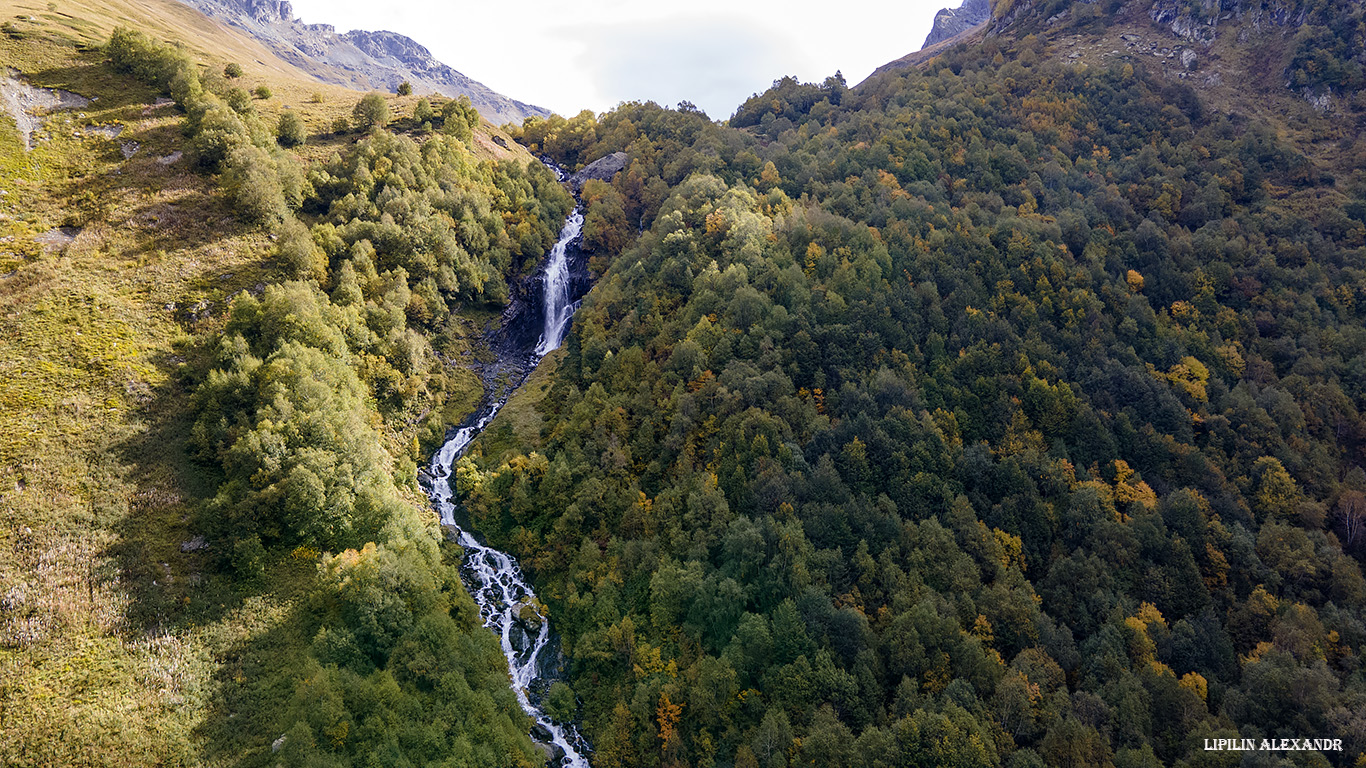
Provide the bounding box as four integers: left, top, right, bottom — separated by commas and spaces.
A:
1, 0, 1365, 767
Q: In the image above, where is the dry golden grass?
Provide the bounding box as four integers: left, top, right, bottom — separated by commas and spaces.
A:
3, 0, 341, 85
0, 0, 532, 163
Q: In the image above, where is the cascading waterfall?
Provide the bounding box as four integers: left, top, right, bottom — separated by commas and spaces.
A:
535, 210, 585, 357
426, 205, 591, 767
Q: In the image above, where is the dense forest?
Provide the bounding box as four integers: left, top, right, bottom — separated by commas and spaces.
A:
479, 20, 1366, 768
6, 1, 1366, 765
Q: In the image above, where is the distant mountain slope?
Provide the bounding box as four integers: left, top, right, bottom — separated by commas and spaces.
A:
867, 0, 1364, 174
867, 25, 987, 79
922, 0, 991, 48
174, 0, 551, 124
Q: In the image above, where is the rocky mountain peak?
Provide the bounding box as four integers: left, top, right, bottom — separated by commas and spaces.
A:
341, 30, 444, 75
923, 0, 991, 49
238, 0, 291, 24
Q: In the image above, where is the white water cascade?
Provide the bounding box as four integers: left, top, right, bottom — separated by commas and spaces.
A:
535, 210, 585, 357
426, 203, 590, 767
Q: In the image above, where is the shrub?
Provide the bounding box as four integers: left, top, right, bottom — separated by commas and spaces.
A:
105, 27, 197, 96
397, 80, 412, 96
223, 145, 289, 224
168, 65, 202, 107
276, 111, 306, 147
189, 98, 250, 170
440, 95, 477, 142
224, 62, 243, 78
253, 84, 272, 100
274, 218, 327, 280
225, 87, 252, 114
413, 97, 434, 124
231, 535, 266, 583
353, 92, 390, 132
545, 682, 578, 723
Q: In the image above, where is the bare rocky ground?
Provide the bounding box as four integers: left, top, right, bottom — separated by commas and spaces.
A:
1, 70, 91, 150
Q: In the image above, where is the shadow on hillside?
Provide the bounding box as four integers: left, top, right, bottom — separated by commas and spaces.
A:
24, 58, 158, 111
192, 587, 310, 768
105, 177, 279, 629
112, 349, 319, 764
109, 341, 234, 630
106, 241, 301, 767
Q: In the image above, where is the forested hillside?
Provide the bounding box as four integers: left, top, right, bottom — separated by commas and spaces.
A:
111, 24, 576, 765
5, 0, 1366, 765
478, 6, 1366, 766
2, 10, 567, 765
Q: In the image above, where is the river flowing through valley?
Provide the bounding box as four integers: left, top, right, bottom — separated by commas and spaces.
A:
424, 175, 591, 767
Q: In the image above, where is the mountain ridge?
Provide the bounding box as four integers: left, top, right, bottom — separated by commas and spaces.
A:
173, 0, 551, 124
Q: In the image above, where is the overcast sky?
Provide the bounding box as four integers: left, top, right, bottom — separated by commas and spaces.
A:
285, 0, 946, 119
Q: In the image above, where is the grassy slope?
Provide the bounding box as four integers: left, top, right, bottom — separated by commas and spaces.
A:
0, 27, 274, 762
1, 0, 530, 163
1033, 1, 1362, 174
476, 347, 565, 467
0, 5, 536, 764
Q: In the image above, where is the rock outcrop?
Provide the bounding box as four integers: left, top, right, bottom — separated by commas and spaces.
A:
1150, 0, 1311, 44
173, 0, 550, 124
922, 0, 991, 49
567, 152, 629, 191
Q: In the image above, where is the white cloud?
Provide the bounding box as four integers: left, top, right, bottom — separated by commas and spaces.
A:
566, 15, 802, 117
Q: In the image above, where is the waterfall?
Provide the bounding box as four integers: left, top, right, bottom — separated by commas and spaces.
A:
536, 210, 586, 357
425, 198, 591, 767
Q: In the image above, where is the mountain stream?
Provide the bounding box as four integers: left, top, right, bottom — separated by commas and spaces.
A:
424, 177, 590, 767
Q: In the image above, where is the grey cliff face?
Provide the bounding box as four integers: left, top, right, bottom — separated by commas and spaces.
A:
342, 30, 445, 74
922, 0, 991, 49
239, 0, 290, 24
174, 0, 550, 125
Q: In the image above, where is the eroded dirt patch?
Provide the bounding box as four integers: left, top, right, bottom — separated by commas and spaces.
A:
1, 71, 92, 151
34, 226, 80, 251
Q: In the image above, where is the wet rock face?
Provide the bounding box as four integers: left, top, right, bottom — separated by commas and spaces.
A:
495, 226, 591, 365
922, 0, 990, 49
518, 601, 545, 633
530, 725, 568, 766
